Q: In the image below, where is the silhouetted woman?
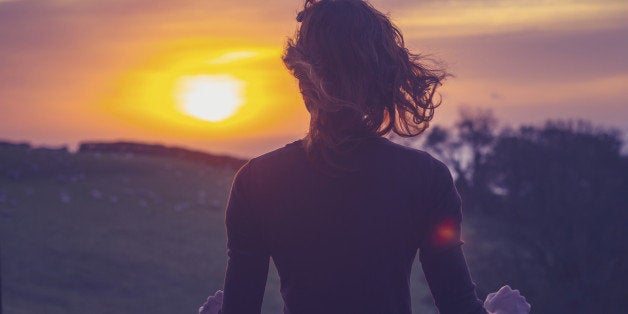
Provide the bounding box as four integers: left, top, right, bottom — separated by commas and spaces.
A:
201, 1, 530, 313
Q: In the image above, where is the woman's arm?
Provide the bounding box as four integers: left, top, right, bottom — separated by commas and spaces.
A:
221, 248, 269, 313
419, 158, 487, 314
420, 244, 487, 314
221, 161, 270, 314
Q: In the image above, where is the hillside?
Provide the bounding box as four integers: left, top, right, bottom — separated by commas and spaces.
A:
0, 142, 437, 314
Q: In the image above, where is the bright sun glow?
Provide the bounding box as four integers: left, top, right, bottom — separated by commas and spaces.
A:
175, 74, 245, 122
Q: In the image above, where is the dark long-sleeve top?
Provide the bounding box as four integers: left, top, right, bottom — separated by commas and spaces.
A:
220, 137, 487, 314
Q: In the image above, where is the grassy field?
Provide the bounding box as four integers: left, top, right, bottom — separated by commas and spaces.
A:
0, 144, 438, 313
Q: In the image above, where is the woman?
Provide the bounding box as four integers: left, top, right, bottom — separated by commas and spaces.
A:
201, 0, 531, 313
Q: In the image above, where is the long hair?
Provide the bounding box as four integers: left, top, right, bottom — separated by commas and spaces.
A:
282, 0, 449, 175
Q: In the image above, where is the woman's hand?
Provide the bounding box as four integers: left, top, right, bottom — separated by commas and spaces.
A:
484, 285, 531, 314
199, 290, 223, 314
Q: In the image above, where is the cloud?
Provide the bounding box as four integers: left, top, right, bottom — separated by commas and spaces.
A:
414, 26, 628, 82
0, 0, 299, 104
390, 0, 628, 38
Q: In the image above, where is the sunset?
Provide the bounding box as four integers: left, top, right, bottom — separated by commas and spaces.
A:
176, 75, 244, 122
99, 43, 306, 155
1, 0, 626, 156
1, 0, 627, 313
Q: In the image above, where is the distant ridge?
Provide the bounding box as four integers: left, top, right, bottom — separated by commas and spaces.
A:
0, 141, 32, 150
78, 141, 247, 169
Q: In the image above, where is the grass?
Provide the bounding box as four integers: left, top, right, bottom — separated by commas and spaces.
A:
0, 145, 437, 313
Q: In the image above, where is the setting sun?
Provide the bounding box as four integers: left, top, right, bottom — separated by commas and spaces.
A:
175, 74, 245, 122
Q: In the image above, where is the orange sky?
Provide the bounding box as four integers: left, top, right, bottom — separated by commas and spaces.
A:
1, 0, 627, 158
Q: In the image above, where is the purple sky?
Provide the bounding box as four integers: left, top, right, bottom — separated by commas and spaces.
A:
1, 0, 627, 157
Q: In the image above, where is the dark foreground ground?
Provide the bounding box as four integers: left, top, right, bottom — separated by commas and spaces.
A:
0, 144, 440, 313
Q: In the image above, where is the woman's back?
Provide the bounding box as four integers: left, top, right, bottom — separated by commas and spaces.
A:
221, 137, 486, 314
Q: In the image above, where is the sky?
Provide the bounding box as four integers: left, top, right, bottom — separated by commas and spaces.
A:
1, 0, 627, 158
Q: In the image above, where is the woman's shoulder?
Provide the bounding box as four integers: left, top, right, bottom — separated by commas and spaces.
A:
251, 139, 304, 162
242, 137, 448, 178
236, 139, 306, 174
373, 137, 445, 168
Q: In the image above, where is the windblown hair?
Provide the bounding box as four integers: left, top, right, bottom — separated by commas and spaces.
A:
283, 0, 449, 175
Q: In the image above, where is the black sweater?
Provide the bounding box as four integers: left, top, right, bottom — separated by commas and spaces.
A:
221, 137, 487, 314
